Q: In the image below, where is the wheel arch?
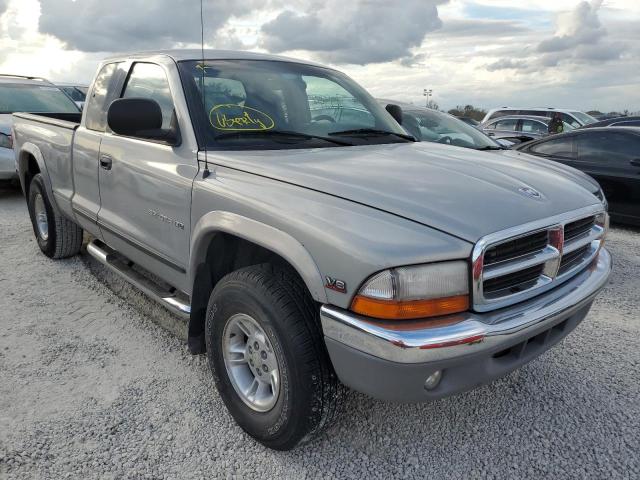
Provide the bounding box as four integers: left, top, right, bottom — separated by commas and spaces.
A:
17, 143, 56, 208
187, 211, 328, 354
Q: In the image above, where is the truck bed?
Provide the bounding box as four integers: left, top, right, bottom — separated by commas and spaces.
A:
12, 112, 82, 218
13, 111, 82, 129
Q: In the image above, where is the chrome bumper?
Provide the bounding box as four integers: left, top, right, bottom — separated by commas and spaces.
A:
321, 248, 611, 365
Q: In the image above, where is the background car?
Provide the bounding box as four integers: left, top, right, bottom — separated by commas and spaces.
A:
482, 107, 597, 128
377, 101, 604, 200
515, 127, 640, 225
378, 100, 505, 151
56, 83, 89, 109
0, 74, 80, 183
480, 115, 575, 143
580, 116, 640, 129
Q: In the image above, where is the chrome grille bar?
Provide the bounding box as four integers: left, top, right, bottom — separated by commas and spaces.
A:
472, 205, 607, 312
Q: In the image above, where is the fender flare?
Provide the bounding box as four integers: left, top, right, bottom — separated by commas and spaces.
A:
189, 211, 328, 303
17, 143, 60, 212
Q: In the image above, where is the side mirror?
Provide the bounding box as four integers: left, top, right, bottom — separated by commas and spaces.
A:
107, 98, 179, 145
385, 104, 403, 125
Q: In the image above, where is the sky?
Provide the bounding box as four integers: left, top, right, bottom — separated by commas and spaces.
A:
0, 0, 638, 113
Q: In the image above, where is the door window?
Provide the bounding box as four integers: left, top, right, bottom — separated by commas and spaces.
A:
529, 136, 575, 158
521, 120, 548, 134
576, 132, 640, 163
85, 62, 121, 132
560, 113, 581, 129
123, 63, 175, 130
494, 118, 518, 130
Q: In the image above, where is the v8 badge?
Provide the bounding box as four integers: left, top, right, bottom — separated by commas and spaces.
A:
325, 276, 347, 293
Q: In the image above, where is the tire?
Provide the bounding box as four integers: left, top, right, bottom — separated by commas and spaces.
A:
205, 263, 339, 450
27, 174, 83, 259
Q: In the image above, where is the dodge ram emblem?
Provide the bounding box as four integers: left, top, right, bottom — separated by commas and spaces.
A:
518, 186, 542, 200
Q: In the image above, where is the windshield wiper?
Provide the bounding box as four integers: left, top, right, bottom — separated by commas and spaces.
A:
328, 128, 415, 142
214, 130, 352, 146
476, 145, 503, 151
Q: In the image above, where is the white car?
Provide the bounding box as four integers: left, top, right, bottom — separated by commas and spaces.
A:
482, 107, 597, 128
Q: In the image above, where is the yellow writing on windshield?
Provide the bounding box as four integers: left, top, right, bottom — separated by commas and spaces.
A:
210, 104, 275, 131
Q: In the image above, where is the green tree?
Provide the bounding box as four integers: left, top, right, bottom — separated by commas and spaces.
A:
448, 105, 487, 121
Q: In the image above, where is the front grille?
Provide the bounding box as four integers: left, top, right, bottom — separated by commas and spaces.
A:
484, 230, 548, 266
559, 244, 590, 274
484, 264, 545, 295
564, 216, 595, 241
473, 210, 605, 312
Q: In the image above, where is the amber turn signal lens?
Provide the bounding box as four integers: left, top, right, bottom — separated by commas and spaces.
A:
351, 294, 469, 320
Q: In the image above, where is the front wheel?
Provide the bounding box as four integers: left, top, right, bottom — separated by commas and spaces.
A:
27, 174, 83, 259
205, 264, 339, 450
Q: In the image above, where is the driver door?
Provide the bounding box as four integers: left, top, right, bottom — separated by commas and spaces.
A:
97, 61, 197, 290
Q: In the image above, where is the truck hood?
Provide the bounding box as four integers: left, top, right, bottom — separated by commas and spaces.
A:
494, 148, 601, 194
209, 142, 601, 242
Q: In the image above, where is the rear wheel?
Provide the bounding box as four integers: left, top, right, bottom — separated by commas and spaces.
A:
27, 174, 83, 259
205, 264, 339, 450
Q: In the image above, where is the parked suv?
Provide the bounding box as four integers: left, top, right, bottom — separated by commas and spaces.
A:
0, 74, 80, 182
482, 108, 597, 128
12, 50, 611, 450
480, 115, 574, 143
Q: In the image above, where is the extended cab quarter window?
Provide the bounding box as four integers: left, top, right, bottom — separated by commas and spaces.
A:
529, 136, 575, 158
85, 62, 121, 131
123, 63, 175, 130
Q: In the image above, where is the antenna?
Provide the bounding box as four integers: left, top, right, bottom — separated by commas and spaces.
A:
200, 0, 210, 178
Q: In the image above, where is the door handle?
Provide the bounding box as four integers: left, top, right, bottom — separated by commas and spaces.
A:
100, 154, 112, 170
487, 132, 495, 136
630, 159, 640, 168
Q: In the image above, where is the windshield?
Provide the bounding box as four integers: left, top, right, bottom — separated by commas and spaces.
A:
178, 60, 408, 149
402, 108, 500, 150
571, 111, 597, 125
0, 84, 80, 114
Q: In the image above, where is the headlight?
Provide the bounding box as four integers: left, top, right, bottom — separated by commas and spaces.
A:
0, 133, 12, 149
351, 261, 469, 320
594, 187, 608, 210
595, 211, 609, 251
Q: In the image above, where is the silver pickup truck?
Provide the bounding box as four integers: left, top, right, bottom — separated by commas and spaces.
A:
13, 50, 611, 450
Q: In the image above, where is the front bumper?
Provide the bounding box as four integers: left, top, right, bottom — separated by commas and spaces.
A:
321, 248, 611, 402
0, 147, 17, 180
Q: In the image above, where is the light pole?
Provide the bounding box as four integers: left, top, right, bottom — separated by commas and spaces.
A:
423, 89, 433, 108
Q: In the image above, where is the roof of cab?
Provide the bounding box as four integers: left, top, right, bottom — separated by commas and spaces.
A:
103, 49, 328, 68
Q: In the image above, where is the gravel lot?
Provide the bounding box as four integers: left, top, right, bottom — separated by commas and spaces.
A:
1, 183, 639, 480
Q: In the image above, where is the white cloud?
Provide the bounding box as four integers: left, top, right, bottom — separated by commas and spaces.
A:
38, 0, 262, 52
0, 0, 638, 112
261, 0, 447, 65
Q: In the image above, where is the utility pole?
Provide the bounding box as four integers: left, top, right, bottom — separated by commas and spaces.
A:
423, 88, 433, 108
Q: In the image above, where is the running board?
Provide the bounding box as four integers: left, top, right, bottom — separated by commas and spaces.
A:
86, 239, 191, 319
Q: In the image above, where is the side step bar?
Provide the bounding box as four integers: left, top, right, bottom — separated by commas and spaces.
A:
86, 239, 191, 319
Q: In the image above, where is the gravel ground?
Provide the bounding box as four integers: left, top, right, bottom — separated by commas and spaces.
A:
1, 183, 639, 480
